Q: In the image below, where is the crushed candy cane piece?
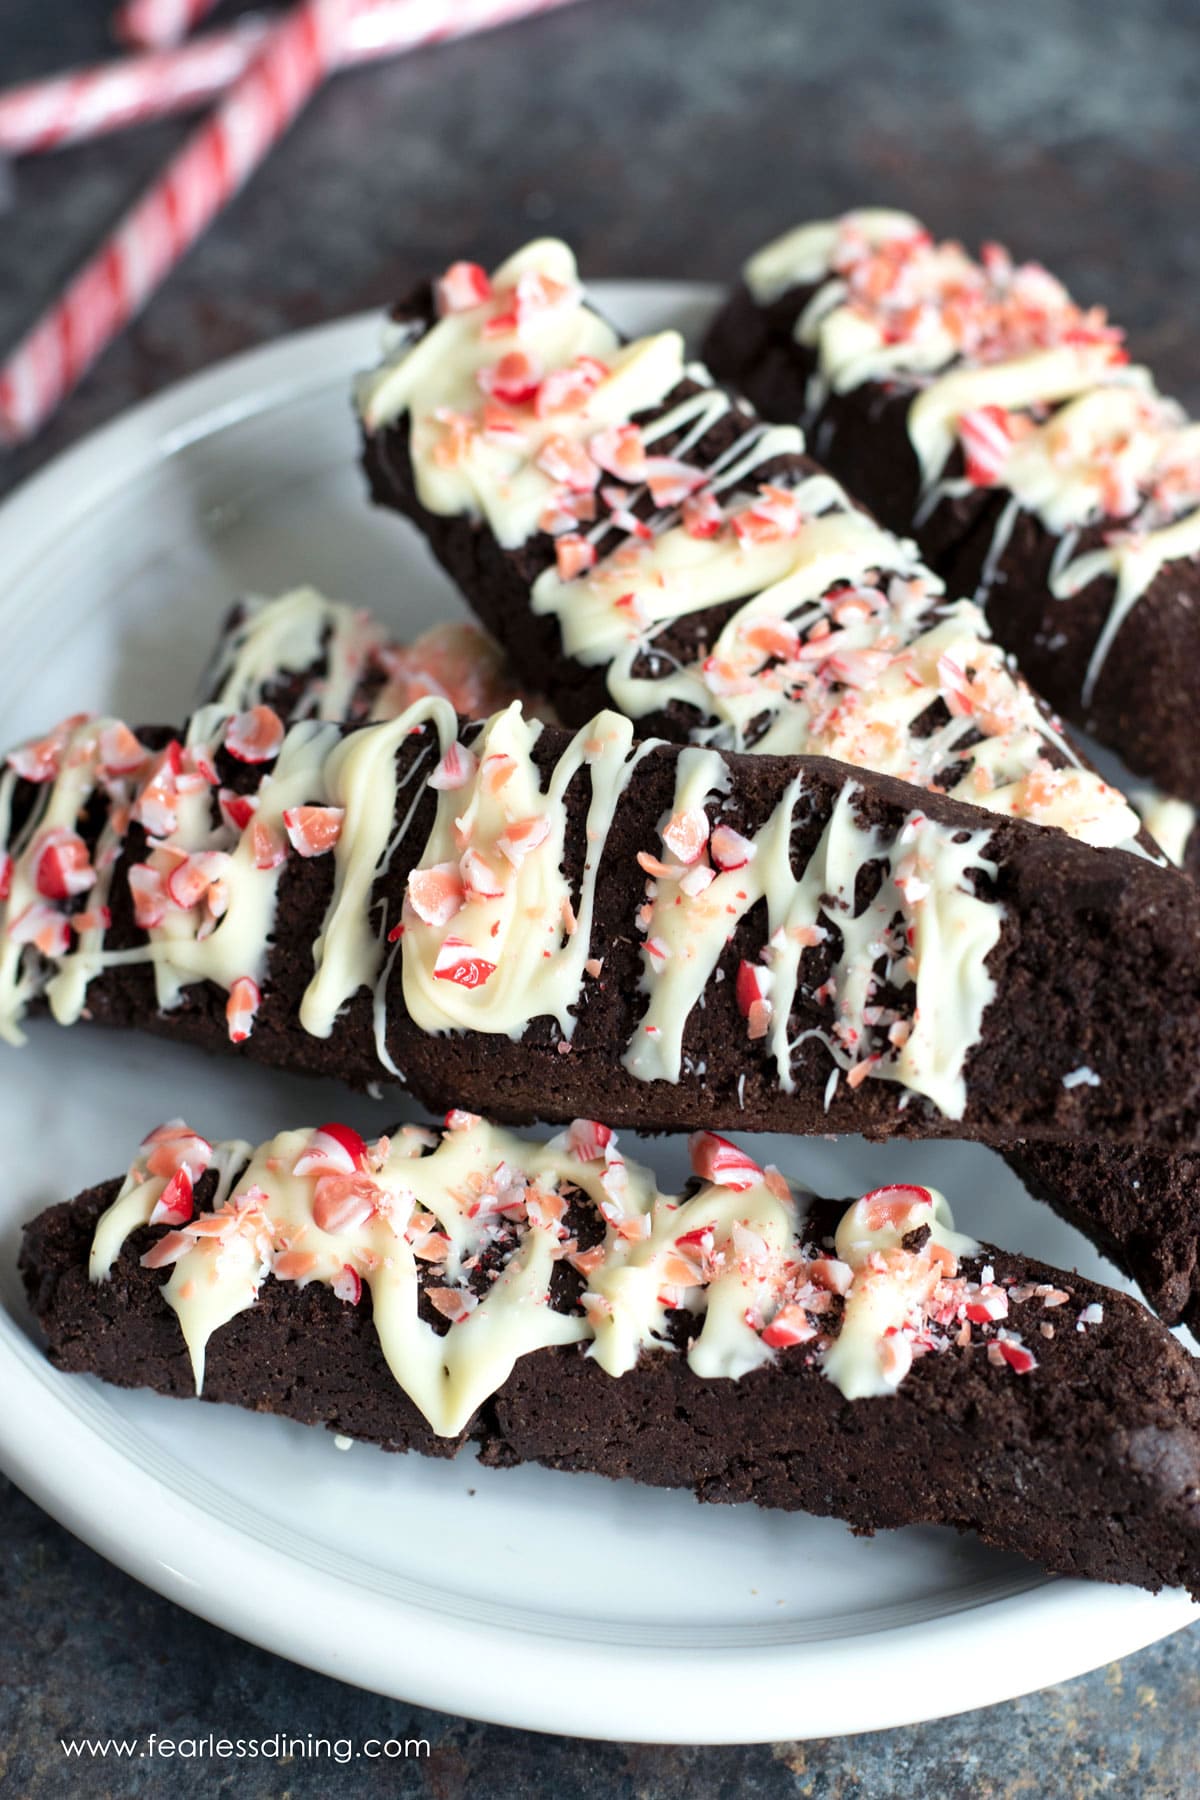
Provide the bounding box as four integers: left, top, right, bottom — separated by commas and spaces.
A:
408, 862, 465, 927
218, 787, 257, 832
128, 864, 167, 930
283, 806, 345, 857
150, 1166, 194, 1228
428, 743, 477, 792
682, 489, 724, 538
565, 1118, 614, 1162
312, 1174, 379, 1234
226, 975, 261, 1044
141, 1121, 212, 1181
32, 829, 95, 901
294, 1122, 369, 1178
662, 807, 710, 866
555, 534, 597, 580
98, 722, 147, 775
958, 405, 1013, 486
497, 815, 550, 868
688, 1131, 764, 1191
536, 434, 599, 493
710, 824, 755, 871
477, 349, 542, 404
433, 938, 497, 988
225, 706, 284, 764
333, 1265, 362, 1305
436, 261, 492, 315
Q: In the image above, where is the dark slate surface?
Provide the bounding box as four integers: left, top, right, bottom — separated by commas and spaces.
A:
1, 0, 1198, 1790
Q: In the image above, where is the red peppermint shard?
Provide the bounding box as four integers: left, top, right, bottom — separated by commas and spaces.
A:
436, 261, 492, 316
293, 1122, 369, 1179
333, 1265, 363, 1306
688, 1131, 764, 1191
283, 805, 345, 858
957, 405, 1013, 488
566, 1118, 614, 1163
433, 938, 497, 989
224, 706, 285, 765
32, 828, 96, 901
140, 1121, 212, 1182
225, 975, 261, 1044
150, 1166, 194, 1229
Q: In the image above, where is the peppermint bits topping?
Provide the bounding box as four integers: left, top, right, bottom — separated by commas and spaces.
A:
293, 1122, 369, 1179
436, 261, 493, 316
225, 976, 261, 1044
224, 706, 284, 765
433, 938, 497, 988
688, 1131, 765, 1192
957, 405, 1014, 487
282, 806, 344, 858
32, 829, 96, 901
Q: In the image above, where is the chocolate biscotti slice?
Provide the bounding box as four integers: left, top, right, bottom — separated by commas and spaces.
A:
187, 592, 1200, 1330
1003, 1141, 1200, 1339
197, 584, 533, 725
356, 239, 1153, 864
21, 1113, 1200, 1598
5, 698, 1200, 1145
703, 209, 1200, 867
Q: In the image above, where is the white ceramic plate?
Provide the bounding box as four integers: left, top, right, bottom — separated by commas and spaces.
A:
0, 284, 1195, 1745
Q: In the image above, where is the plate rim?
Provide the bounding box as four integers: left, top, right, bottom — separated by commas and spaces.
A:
0, 289, 1194, 1743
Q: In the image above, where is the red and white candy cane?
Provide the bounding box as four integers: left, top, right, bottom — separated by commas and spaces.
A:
0, 0, 353, 446
113, 0, 222, 52
0, 19, 271, 157
1, 0, 581, 158
0, 0, 581, 443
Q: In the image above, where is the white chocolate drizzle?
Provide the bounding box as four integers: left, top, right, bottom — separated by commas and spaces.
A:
205, 587, 384, 721
205, 588, 527, 726
822, 1185, 980, 1397
89, 1116, 1059, 1433
358, 240, 1137, 854
356, 240, 686, 549
399, 703, 646, 1040
626, 767, 1002, 1120
301, 699, 457, 1039
743, 212, 1200, 713
1131, 785, 1197, 868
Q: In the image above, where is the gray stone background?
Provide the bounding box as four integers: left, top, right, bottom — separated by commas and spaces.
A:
1, 0, 1199, 1792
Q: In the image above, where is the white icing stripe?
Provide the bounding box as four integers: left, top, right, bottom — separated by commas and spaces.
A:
400, 704, 645, 1040
1055, 504, 1200, 706
356, 239, 685, 550
0, 683, 1132, 1122
743, 210, 925, 305
144, 714, 343, 1014
90, 1117, 1054, 1432
625, 774, 1002, 1120
823, 1186, 979, 1398
0, 715, 125, 1045
301, 699, 457, 1039
906, 348, 1146, 495
584, 506, 1136, 851
206, 590, 528, 729
1132, 786, 1197, 867
205, 587, 382, 722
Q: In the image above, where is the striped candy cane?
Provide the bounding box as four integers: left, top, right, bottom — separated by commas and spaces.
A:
0, 20, 271, 157
112, 0, 223, 52
0, 0, 353, 444
0, 0, 581, 158
0, 0, 582, 443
